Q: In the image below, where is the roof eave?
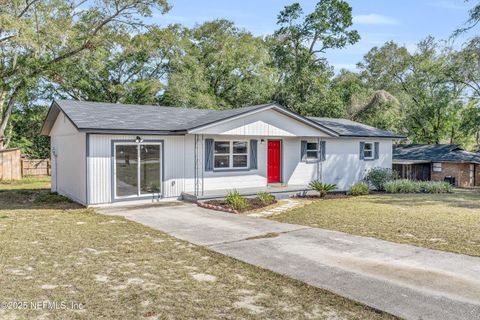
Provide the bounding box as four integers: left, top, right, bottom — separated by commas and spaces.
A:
79, 128, 188, 135
338, 134, 407, 139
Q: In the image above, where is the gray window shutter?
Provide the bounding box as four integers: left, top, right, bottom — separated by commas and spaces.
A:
320, 141, 326, 161
359, 142, 365, 160
301, 140, 307, 162
374, 142, 380, 160
250, 139, 258, 169
205, 139, 214, 171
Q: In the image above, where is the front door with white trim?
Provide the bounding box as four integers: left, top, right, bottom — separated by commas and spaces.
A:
114, 142, 162, 200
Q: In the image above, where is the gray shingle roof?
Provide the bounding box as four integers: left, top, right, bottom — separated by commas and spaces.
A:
308, 117, 405, 138
393, 144, 480, 164
41, 99, 403, 138
45, 100, 274, 133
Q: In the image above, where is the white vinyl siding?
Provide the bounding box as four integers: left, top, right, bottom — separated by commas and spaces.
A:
49, 112, 87, 205
88, 134, 187, 204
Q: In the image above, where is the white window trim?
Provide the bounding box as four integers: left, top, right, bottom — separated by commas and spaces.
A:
363, 142, 374, 160
213, 140, 249, 170
432, 162, 442, 172
306, 141, 320, 161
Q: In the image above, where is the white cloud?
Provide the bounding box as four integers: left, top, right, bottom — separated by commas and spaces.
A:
353, 14, 399, 26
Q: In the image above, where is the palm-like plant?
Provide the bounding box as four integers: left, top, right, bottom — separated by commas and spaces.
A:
309, 180, 337, 198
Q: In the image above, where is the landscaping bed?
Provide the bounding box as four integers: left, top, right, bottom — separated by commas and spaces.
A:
200, 197, 277, 213
294, 192, 349, 200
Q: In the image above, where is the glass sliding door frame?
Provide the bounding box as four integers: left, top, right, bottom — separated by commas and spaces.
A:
113, 141, 163, 201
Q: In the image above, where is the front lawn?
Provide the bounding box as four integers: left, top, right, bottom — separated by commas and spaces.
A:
272, 190, 480, 257
0, 178, 395, 319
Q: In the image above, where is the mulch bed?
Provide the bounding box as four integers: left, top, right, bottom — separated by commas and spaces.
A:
198, 198, 277, 214
294, 192, 350, 200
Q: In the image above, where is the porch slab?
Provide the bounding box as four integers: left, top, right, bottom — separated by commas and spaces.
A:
182, 184, 313, 201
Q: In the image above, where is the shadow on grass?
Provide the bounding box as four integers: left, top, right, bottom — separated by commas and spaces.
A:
0, 188, 83, 210
366, 191, 480, 210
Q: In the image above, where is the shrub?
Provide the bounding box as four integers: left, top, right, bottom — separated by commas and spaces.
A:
419, 181, 453, 193
384, 179, 453, 194
384, 179, 421, 193
364, 167, 397, 191
309, 180, 337, 198
34, 192, 72, 204
348, 182, 369, 196
225, 190, 250, 211
256, 192, 275, 205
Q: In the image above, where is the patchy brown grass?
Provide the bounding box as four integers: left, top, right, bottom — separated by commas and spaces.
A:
272, 190, 480, 257
0, 178, 396, 319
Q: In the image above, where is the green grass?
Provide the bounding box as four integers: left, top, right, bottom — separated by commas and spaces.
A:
0, 176, 50, 190
272, 190, 480, 257
0, 178, 396, 319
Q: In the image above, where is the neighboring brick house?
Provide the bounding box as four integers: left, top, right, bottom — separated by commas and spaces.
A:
393, 144, 480, 187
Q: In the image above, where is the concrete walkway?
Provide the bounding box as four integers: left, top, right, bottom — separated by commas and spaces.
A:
98, 202, 480, 320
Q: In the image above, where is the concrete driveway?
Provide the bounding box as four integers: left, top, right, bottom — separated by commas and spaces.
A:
98, 202, 480, 320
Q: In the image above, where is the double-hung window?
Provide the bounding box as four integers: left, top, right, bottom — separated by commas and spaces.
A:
306, 142, 319, 161
363, 142, 374, 160
214, 140, 248, 169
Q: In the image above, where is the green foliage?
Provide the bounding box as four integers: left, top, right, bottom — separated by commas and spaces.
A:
162, 20, 277, 109
419, 181, 453, 193
0, 0, 170, 140
49, 26, 181, 104
364, 168, 397, 191
270, 0, 359, 116
256, 192, 275, 205
309, 180, 337, 197
8, 105, 50, 158
384, 179, 452, 194
348, 182, 369, 196
225, 190, 250, 211
34, 192, 72, 204
384, 179, 421, 193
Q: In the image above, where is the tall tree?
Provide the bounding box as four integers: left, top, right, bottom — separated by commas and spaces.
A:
0, 0, 169, 147
270, 0, 359, 116
162, 20, 277, 109
358, 38, 470, 144
45, 26, 181, 104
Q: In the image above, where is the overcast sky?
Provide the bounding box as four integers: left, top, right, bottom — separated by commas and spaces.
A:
145, 0, 474, 72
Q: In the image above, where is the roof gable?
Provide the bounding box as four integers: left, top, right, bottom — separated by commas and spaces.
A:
188, 106, 335, 137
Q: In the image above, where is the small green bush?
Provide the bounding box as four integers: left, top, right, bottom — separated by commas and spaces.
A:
419, 181, 453, 193
384, 180, 452, 193
309, 180, 337, 198
348, 182, 369, 196
384, 179, 421, 193
34, 192, 72, 204
364, 167, 397, 191
256, 192, 275, 205
225, 190, 250, 211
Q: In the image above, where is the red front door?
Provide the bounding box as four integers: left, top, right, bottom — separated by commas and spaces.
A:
267, 140, 281, 183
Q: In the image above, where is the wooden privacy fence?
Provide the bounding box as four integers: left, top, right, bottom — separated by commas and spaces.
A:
0, 148, 22, 180
21, 159, 50, 176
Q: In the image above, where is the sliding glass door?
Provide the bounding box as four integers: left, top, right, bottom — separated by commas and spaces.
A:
114, 142, 162, 199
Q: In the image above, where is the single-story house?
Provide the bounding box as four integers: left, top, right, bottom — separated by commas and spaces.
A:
393, 144, 480, 187
40, 100, 405, 206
